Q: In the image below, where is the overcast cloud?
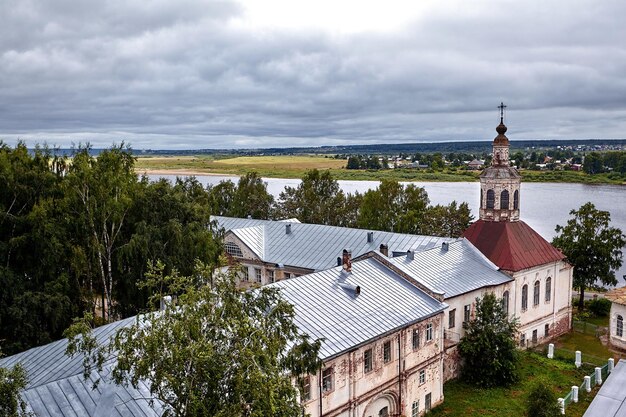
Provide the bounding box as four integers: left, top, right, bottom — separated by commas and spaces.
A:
1, 0, 626, 149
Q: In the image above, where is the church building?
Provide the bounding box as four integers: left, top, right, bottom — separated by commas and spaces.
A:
463, 103, 573, 345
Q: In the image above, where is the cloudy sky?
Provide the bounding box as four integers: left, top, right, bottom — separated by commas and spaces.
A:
2, 0, 626, 149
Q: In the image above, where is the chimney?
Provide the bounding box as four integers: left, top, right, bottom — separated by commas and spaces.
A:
285, 224, 291, 234
442, 242, 449, 252
342, 249, 352, 273
379, 244, 389, 257
367, 231, 374, 243
406, 250, 414, 261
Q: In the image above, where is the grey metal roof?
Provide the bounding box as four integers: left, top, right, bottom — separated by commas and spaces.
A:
584, 360, 626, 417
213, 216, 454, 271
0, 316, 162, 417
269, 256, 447, 359
386, 239, 513, 299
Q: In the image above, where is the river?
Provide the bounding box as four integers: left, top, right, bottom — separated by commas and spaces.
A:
149, 174, 626, 286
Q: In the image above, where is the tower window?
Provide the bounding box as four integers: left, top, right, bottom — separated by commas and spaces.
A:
513, 190, 519, 210
486, 189, 495, 209
500, 190, 509, 210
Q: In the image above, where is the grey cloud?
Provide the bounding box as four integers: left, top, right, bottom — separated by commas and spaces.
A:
1, 0, 626, 149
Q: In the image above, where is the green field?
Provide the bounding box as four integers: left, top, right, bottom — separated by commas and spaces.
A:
135, 155, 625, 184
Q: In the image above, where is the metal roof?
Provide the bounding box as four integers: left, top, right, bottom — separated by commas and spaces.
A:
463, 220, 565, 272
270, 257, 447, 360
584, 360, 626, 417
214, 216, 454, 271
386, 239, 513, 299
0, 316, 162, 417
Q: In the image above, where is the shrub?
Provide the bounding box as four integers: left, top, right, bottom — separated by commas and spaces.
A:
587, 298, 611, 317
526, 380, 561, 417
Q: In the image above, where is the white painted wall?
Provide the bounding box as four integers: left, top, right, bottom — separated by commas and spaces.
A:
609, 302, 626, 350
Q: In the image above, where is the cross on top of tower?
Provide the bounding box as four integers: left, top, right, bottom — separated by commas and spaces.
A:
498, 102, 507, 123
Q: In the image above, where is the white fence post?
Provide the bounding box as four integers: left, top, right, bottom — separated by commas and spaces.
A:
595, 367, 603, 385
572, 386, 579, 403
584, 376, 591, 392
548, 343, 554, 359
575, 350, 582, 368
609, 358, 615, 373
558, 398, 565, 415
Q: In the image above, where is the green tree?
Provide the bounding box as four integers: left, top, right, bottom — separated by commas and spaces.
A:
458, 293, 519, 388
583, 152, 603, 174
207, 180, 237, 216
421, 201, 474, 237
65, 264, 322, 417
0, 349, 31, 417
357, 180, 429, 233
552, 202, 625, 309
526, 380, 561, 417
207, 172, 273, 219
346, 156, 361, 169
275, 169, 351, 226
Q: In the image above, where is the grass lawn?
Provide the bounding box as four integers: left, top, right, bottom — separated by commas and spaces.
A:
431, 326, 624, 417
135, 155, 625, 184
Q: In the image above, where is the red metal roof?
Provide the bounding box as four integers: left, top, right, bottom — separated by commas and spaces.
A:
463, 220, 565, 272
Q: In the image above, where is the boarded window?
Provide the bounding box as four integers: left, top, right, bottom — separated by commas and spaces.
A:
486, 189, 495, 209
500, 190, 509, 209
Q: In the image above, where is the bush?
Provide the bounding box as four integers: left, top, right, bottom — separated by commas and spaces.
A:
526, 380, 561, 417
587, 298, 611, 317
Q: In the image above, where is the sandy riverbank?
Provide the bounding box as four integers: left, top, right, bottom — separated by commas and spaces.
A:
136, 169, 238, 178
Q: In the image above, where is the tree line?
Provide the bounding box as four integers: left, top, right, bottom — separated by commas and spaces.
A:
0, 143, 472, 356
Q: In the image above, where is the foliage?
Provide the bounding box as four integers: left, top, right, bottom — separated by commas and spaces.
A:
0, 349, 31, 417
274, 169, 360, 226
525, 380, 561, 417
552, 202, 625, 309
421, 201, 474, 237
65, 263, 323, 417
586, 298, 611, 317
207, 172, 273, 219
458, 293, 520, 388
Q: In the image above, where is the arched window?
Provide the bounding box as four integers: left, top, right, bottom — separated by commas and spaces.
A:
500, 190, 509, 210
513, 190, 519, 210
618, 315, 624, 338
225, 242, 243, 257
486, 189, 495, 209
545, 277, 552, 302
521, 285, 528, 311
533, 281, 540, 306
502, 291, 509, 315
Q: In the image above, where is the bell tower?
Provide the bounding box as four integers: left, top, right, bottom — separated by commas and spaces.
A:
479, 102, 521, 222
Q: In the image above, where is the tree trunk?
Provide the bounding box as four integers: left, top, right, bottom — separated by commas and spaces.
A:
578, 286, 585, 311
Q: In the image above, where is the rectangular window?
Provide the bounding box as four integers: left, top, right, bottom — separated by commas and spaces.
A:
383, 341, 392, 363
520, 333, 526, 347
268, 270, 275, 283
545, 324, 550, 337
449, 309, 456, 329
419, 369, 426, 384
412, 329, 420, 350
545, 278, 552, 302
532, 329, 538, 344
464, 304, 471, 323
426, 324, 433, 342
255, 268, 262, 283
411, 401, 420, 417
533, 281, 540, 306
284, 272, 292, 279
425, 393, 432, 411
302, 376, 311, 401
364, 349, 373, 373
322, 368, 333, 392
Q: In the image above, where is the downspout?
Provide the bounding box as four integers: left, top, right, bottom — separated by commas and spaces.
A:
398, 334, 402, 415
319, 369, 323, 417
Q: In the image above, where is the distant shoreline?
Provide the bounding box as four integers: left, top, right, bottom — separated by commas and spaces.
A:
137, 169, 238, 178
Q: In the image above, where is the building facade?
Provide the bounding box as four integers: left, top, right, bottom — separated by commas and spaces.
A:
605, 287, 626, 351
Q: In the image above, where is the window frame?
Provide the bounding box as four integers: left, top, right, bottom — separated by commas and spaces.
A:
521, 284, 528, 311
268, 269, 275, 283
545, 277, 552, 302
411, 401, 420, 417
618, 315, 624, 338
412, 329, 420, 350
500, 189, 509, 210
464, 304, 471, 323
533, 280, 540, 306
486, 189, 495, 209
364, 348, 373, 373
383, 341, 392, 363
321, 367, 333, 392
225, 241, 244, 257
513, 190, 519, 210
419, 369, 426, 385
502, 291, 509, 315
426, 323, 433, 342
545, 323, 550, 338
301, 376, 311, 401
448, 309, 456, 329
425, 393, 432, 411
254, 268, 262, 284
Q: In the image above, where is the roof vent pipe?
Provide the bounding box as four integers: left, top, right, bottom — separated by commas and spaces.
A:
337, 257, 342, 266
380, 244, 389, 257
367, 231, 374, 243
338, 282, 361, 296
342, 249, 352, 273
442, 242, 449, 252
406, 250, 414, 261
285, 224, 291, 235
